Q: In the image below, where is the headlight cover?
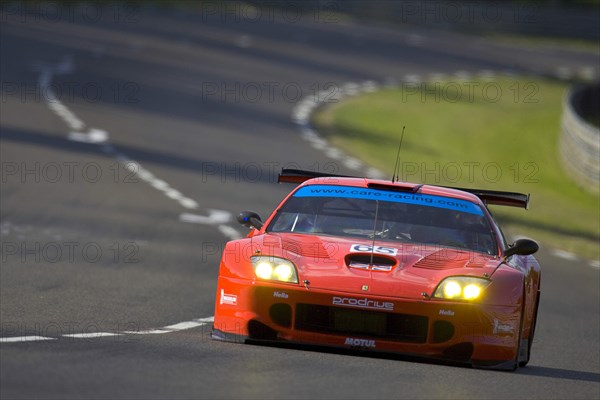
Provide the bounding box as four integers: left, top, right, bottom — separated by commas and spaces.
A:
433, 277, 490, 301
250, 256, 299, 284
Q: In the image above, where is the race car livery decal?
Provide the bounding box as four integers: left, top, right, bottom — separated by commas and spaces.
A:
332, 296, 394, 311
293, 185, 483, 215
493, 319, 515, 335
349, 244, 398, 256
219, 289, 237, 305
345, 337, 376, 348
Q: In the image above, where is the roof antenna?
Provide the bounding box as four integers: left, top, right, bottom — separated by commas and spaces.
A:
370, 200, 380, 267
392, 126, 406, 183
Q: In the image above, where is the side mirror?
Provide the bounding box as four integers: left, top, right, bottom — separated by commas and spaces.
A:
237, 211, 263, 230
504, 238, 539, 259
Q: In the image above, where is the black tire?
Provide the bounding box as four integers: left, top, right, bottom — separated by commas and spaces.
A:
519, 289, 540, 367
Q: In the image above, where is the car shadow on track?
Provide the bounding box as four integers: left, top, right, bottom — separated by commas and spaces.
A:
516, 366, 600, 383
244, 340, 600, 381
244, 339, 474, 371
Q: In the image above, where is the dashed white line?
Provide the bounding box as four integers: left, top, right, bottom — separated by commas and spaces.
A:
555, 66, 573, 80
0, 317, 216, 344
63, 332, 122, 339
403, 74, 422, 84
33, 57, 251, 239
341, 82, 360, 96
123, 329, 173, 335
0, 336, 56, 343
68, 128, 109, 144
578, 66, 597, 81
550, 249, 579, 261
478, 70, 496, 80
180, 210, 232, 225
218, 225, 243, 241
454, 70, 472, 81
162, 321, 205, 331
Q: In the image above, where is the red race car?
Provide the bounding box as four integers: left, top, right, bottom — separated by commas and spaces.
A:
212, 169, 540, 370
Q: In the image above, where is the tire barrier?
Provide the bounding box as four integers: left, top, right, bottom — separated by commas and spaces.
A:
560, 84, 600, 193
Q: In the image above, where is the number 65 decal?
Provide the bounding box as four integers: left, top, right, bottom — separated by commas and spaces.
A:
350, 244, 398, 256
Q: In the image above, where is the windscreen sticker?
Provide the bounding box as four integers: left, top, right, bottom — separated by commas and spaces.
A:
294, 185, 483, 215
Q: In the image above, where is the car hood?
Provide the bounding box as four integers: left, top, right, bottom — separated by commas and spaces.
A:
255, 233, 500, 299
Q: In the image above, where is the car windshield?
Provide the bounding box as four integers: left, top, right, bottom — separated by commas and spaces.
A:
267, 184, 497, 255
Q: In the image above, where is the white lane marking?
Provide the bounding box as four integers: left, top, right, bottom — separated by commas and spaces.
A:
325, 147, 343, 160
63, 332, 121, 338
366, 167, 385, 179
218, 225, 243, 241
578, 66, 596, 81
478, 70, 496, 80
124, 329, 173, 335
179, 198, 200, 210
343, 157, 363, 170
47, 100, 85, 131
341, 82, 360, 96
555, 66, 572, 80
454, 70, 472, 81
162, 321, 204, 331
550, 249, 579, 261
34, 58, 255, 239
361, 80, 378, 93
180, 210, 232, 225
589, 260, 600, 269
0, 336, 56, 343
68, 128, 109, 144
403, 74, 421, 84
162, 316, 215, 331
116, 158, 199, 210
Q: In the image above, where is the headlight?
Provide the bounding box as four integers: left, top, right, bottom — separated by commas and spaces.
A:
250, 256, 298, 284
433, 277, 490, 301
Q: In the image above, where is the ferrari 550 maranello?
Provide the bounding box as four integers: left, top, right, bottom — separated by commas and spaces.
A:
212, 169, 540, 370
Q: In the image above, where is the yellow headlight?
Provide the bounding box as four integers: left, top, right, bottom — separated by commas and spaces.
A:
433, 277, 490, 301
463, 284, 481, 299
255, 262, 273, 279
274, 264, 293, 281
251, 256, 299, 284
443, 281, 462, 298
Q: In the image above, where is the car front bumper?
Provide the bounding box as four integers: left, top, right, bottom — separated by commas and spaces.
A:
213, 276, 522, 369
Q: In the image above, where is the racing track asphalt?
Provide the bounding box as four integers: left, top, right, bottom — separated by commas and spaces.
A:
1, 4, 599, 399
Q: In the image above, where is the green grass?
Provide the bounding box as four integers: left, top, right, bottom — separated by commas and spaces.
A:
313, 78, 600, 260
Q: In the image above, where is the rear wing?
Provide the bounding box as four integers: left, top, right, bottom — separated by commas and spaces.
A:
277, 169, 530, 209
444, 187, 530, 209
277, 168, 359, 184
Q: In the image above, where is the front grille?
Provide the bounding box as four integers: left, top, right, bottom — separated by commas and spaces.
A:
295, 304, 428, 343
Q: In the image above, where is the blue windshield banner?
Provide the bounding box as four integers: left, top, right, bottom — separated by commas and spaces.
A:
294, 185, 483, 215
